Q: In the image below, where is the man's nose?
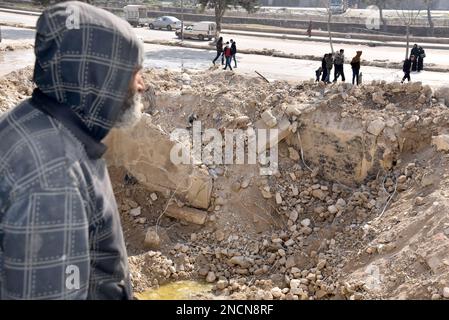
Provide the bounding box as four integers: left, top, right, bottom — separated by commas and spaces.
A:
136, 76, 145, 94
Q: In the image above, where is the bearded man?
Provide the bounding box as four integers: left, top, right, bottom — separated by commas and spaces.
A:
0, 1, 146, 299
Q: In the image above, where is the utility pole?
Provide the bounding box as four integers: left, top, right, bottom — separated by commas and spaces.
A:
181, 0, 184, 41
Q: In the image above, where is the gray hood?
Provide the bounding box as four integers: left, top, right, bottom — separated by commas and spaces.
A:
33, 1, 143, 141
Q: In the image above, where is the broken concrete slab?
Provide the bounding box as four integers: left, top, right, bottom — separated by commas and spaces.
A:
432, 135, 449, 152
261, 109, 278, 128
367, 118, 386, 136
144, 227, 161, 249
104, 114, 212, 209
165, 204, 208, 225
254, 116, 292, 154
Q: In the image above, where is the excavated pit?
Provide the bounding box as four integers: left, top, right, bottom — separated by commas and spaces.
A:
2, 68, 449, 300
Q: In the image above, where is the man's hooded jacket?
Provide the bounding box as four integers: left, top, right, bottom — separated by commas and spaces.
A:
0, 1, 143, 299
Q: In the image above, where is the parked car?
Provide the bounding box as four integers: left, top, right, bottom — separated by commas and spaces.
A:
149, 16, 181, 31
175, 21, 216, 41
123, 5, 150, 27
329, 0, 348, 14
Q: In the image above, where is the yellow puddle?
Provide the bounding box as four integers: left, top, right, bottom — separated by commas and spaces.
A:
134, 280, 214, 300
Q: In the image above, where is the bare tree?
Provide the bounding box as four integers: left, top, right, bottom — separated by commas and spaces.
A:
396, 4, 421, 59
321, 0, 335, 54
198, 0, 259, 35
423, 0, 435, 37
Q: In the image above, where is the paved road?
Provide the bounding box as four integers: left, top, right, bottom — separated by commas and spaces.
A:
141, 43, 449, 88
2, 40, 447, 89
133, 28, 449, 68
0, 10, 38, 26
2, 9, 449, 67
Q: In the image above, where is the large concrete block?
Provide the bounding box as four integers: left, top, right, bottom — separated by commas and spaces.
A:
432, 135, 449, 152
254, 116, 292, 154
165, 204, 208, 225
104, 115, 212, 209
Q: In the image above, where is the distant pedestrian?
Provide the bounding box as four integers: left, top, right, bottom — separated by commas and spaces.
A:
350, 50, 362, 85
307, 20, 312, 37
230, 39, 237, 68
223, 42, 233, 71
324, 53, 333, 83
402, 56, 413, 83
417, 46, 425, 72
315, 66, 323, 82
213, 36, 224, 65
321, 54, 328, 82
333, 49, 345, 82
411, 44, 419, 72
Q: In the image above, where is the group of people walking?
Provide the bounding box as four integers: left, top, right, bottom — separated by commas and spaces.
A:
212, 37, 427, 84
213, 37, 237, 71
315, 44, 427, 86
402, 44, 426, 83
315, 49, 363, 85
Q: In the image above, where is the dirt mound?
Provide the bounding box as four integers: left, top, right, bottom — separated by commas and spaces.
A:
0, 67, 34, 114
1, 67, 449, 300
0, 41, 34, 52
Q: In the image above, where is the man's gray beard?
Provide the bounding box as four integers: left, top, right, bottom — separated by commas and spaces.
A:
115, 93, 143, 129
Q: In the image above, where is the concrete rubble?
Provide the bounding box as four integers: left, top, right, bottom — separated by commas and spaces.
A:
2, 67, 449, 300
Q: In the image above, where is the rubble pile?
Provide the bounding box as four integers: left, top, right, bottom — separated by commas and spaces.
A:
0, 67, 34, 114
0, 40, 34, 53
1, 68, 449, 300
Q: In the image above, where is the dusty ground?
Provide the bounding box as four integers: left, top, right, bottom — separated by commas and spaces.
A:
1, 67, 449, 300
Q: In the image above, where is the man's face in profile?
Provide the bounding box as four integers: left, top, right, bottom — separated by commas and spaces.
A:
115, 69, 145, 129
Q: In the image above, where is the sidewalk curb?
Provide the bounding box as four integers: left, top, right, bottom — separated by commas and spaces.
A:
0, 7, 41, 16
221, 30, 449, 51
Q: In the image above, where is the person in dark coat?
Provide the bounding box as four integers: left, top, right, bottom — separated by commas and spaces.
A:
307, 20, 313, 37
410, 44, 419, 72
402, 56, 413, 83
315, 66, 323, 82
321, 54, 328, 82
324, 53, 334, 83
0, 1, 145, 299
213, 36, 224, 65
230, 39, 237, 68
350, 51, 362, 85
417, 46, 425, 72
223, 42, 233, 71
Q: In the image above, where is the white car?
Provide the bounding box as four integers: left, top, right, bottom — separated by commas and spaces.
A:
329, 0, 348, 14
149, 16, 181, 31
175, 21, 216, 41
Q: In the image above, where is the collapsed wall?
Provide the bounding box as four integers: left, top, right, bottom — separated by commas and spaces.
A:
244, 80, 437, 186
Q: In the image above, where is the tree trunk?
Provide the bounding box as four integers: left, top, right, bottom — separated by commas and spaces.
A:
405, 24, 410, 59
181, 0, 184, 41
327, 11, 334, 54
379, 6, 386, 31
427, 2, 435, 37
215, 5, 222, 33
